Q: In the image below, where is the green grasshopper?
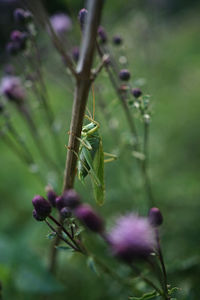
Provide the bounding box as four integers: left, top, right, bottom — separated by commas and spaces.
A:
77, 115, 116, 205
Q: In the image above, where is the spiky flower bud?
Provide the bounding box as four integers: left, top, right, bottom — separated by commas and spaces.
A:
50, 13, 72, 36
148, 207, 163, 227
32, 209, 45, 221
0, 76, 25, 103
107, 214, 156, 262
98, 26, 107, 44
62, 189, 81, 209
55, 196, 65, 210
32, 195, 51, 219
113, 35, 122, 45
78, 8, 88, 30
72, 46, 79, 62
119, 69, 131, 81
46, 186, 57, 207
74, 204, 104, 233
132, 88, 142, 98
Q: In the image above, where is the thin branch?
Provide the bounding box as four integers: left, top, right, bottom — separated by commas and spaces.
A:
63, 0, 104, 191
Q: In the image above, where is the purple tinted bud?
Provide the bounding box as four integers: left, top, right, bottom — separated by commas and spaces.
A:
113, 35, 122, 45
148, 207, 163, 227
46, 188, 57, 207
10, 31, 28, 51
55, 196, 65, 210
14, 8, 32, 24
50, 13, 72, 36
32, 195, 51, 218
32, 209, 45, 221
74, 204, 104, 233
119, 69, 131, 81
0, 76, 25, 103
132, 88, 142, 98
62, 189, 81, 209
60, 207, 71, 219
72, 46, 79, 62
78, 8, 88, 30
98, 26, 107, 44
107, 214, 156, 262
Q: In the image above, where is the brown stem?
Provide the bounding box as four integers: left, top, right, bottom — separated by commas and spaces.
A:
50, 0, 104, 272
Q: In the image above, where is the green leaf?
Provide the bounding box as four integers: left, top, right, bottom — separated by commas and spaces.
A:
129, 290, 158, 300
92, 139, 105, 205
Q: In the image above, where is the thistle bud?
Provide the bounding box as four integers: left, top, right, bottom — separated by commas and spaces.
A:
0, 76, 25, 103
107, 214, 156, 262
78, 8, 88, 30
46, 186, 57, 207
119, 69, 131, 81
55, 196, 65, 210
113, 35, 122, 45
62, 189, 81, 209
132, 88, 142, 98
74, 204, 104, 233
32, 209, 45, 221
72, 47, 79, 62
32, 195, 51, 219
98, 26, 107, 44
148, 207, 163, 227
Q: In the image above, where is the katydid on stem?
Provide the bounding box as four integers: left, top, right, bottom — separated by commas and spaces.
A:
69, 85, 117, 205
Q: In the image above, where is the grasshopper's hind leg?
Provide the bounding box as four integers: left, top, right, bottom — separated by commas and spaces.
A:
104, 152, 117, 163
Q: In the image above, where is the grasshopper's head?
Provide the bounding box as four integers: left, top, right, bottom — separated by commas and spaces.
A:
82, 121, 99, 136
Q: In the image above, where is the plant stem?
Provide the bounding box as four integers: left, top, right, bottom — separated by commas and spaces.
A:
49, 0, 104, 272
141, 120, 154, 208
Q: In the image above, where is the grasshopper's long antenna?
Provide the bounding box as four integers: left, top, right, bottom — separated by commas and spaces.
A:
92, 84, 95, 120
86, 106, 92, 119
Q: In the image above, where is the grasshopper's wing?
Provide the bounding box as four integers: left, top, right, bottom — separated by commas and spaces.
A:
91, 139, 105, 206
80, 147, 101, 187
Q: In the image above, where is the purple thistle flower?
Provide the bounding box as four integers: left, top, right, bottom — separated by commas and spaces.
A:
46, 186, 57, 207
32, 195, 51, 219
119, 69, 131, 81
132, 88, 142, 98
78, 8, 88, 30
113, 35, 122, 45
148, 207, 163, 227
107, 214, 156, 262
50, 13, 72, 36
98, 26, 107, 44
62, 189, 81, 209
74, 204, 104, 233
72, 46, 80, 62
0, 76, 25, 103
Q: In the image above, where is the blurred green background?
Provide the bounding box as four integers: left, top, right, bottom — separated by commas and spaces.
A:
0, 0, 200, 299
